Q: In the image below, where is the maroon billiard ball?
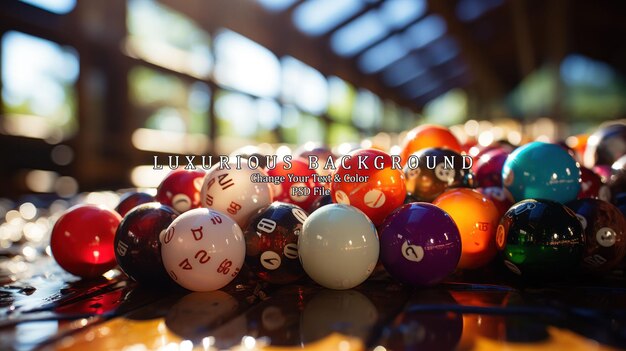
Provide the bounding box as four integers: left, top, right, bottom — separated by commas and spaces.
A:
156, 169, 205, 213
115, 191, 155, 217
115, 202, 178, 285
243, 202, 308, 284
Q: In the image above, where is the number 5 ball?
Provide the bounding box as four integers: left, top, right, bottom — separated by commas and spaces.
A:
433, 189, 500, 269
379, 203, 461, 286
160, 208, 245, 291
298, 204, 379, 290
201, 160, 273, 228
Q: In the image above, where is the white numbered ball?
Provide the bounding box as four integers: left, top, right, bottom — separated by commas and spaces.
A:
201, 160, 273, 228
298, 204, 379, 290
160, 208, 245, 291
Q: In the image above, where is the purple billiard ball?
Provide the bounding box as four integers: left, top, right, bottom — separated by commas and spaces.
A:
379, 203, 461, 286
115, 202, 178, 286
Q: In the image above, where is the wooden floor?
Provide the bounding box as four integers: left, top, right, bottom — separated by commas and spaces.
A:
1, 252, 626, 351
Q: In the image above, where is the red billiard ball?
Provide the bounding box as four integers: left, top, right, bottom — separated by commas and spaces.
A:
330, 149, 405, 226
115, 191, 155, 217
243, 202, 308, 284
578, 166, 610, 201
115, 202, 178, 285
50, 205, 121, 278
473, 148, 509, 188
266, 159, 321, 210
156, 169, 205, 213
477, 187, 514, 218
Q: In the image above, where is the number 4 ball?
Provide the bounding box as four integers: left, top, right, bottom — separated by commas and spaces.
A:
160, 208, 245, 291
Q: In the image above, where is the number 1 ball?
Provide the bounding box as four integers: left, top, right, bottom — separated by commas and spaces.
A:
244, 202, 309, 284
114, 203, 177, 285
160, 208, 245, 292
51, 205, 121, 278
379, 203, 462, 286
502, 142, 581, 203
299, 204, 379, 290
497, 199, 584, 279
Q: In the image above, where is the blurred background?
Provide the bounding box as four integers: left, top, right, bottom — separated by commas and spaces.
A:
1, 0, 626, 198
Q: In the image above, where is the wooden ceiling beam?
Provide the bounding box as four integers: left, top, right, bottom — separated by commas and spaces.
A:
427, 0, 505, 101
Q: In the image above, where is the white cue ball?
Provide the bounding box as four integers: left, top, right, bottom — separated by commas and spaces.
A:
298, 204, 379, 290
201, 160, 273, 228
160, 208, 245, 291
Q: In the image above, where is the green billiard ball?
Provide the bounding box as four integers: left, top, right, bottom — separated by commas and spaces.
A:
496, 199, 585, 279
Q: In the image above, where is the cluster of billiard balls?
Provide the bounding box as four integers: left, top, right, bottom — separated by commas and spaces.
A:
49, 123, 626, 291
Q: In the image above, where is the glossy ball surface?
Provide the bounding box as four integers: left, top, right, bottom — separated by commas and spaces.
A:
51, 205, 122, 278
156, 169, 205, 213
583, 123, 626, 168
379, 203, 462, 286
502, 142, 581, 203
160, 208, 245, 291
404, 148, 474, 202
308, 194, 333, 213
433, 189, 501, 269
299, 204, 379, 290
266, 159, 321, 210
473, 149, 509, 188
477, 187, 514, 218
244, 202, 308, 284
497, 199, 584, 278
566, 198, 626, 272
114, 203, 177, 285
201, 160, 273, 228
115, 191, 155, 217
330, 149, 405, 226
294, 144, 336, 177
578, 166, 610, 201
400, 124, 462, 165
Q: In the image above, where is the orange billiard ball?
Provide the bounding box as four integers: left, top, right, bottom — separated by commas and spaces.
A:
400, 124, 462, 165
330, 148, 405, 226
433, 188, 500, 269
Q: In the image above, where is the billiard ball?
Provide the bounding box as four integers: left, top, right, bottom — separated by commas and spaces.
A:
266, 159, 321, 210
156, 169, 205, 213
609, 154, 626, 198
50, 205, 122, 278
583, 122, 626, 168
593, 165, 612, 183
160, 208, 245, 291
433, 189, 500, 269
473, 148, 509, 188
477, 186, 514, 218
200, 159, 273, 228
298, 204, 379, 290
497, 199, 584, 279
399, 124, 462, 165
330, 148, 405, 226
502, 142, 581, 203
294, 143, 336, 177
578, 166, 610, 201
115, 191, 155, 217
566, 198, 626, 273
243, 202, 308, 284
379, 203, 462, 286
404, 148, 474, 202
114, 203, 177, 285
308, 194, 332, 213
